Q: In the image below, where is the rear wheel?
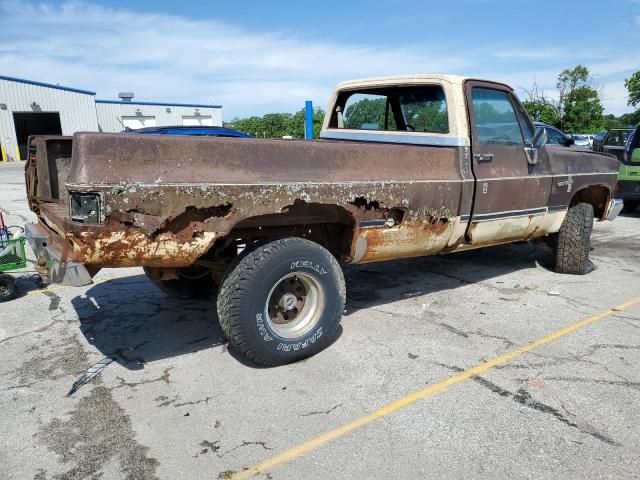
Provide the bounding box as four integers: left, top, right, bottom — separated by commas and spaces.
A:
217, 237, 345, 367
555, 202, 594, 275
0, 274, 17, 302
144, 265, 219, 299
622, 200, 639, 213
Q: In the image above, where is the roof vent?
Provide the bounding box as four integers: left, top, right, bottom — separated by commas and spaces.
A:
118, 92, 134, 102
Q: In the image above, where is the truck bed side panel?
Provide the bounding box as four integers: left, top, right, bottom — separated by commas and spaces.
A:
52, 132, 474, 266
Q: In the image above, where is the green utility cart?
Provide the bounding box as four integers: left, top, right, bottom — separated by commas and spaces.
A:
0, 235, 27, 302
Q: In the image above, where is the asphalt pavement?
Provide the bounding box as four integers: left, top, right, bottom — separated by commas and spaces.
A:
1, 161, 639, 480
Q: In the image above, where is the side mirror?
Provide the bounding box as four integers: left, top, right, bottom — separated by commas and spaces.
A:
533, 127, 547, 147
565, 136, 575, 146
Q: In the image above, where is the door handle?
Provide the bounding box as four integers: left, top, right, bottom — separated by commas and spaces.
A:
473, 153, 493, 163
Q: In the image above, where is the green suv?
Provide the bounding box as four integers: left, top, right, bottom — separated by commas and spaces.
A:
618, 126, 640, 212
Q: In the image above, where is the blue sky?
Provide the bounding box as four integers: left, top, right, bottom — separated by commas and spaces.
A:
0, 0, 638, 119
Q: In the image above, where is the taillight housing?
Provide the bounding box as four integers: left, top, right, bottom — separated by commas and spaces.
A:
70, 193, 101, 223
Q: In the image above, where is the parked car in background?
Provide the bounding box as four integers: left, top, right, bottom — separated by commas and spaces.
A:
572, 134, 594, 149
534, 122, 574, 147
128, 125, 254, 138
597, 128, 633, 162
618, 125, 640, 213
592, 130, 608, 151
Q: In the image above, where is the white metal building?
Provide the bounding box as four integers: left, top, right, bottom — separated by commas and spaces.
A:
95, 97, 222, 132
0, 75, 98, 161
0, 75, 223, 162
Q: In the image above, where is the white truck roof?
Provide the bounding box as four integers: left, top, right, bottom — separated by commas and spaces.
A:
335, 74, 511, 90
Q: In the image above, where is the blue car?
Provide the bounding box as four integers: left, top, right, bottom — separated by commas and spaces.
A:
128, 125, 254, 138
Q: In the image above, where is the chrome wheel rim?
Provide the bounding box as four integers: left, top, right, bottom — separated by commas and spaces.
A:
265, 272, 324, 339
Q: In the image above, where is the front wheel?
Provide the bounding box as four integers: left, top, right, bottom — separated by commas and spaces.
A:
217, 237, 345, 367
555, 202, 594, 275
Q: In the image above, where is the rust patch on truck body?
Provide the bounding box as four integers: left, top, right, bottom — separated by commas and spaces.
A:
39, 132, 473, 267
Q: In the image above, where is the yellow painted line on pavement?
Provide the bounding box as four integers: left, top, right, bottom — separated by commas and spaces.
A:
230, 295, 640, 480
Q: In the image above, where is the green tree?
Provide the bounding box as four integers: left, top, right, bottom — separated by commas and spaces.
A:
562, 85, 603, 132
618, 110, 640, 127
288, 107, 325, 138
625, 71, 640, 108
601, 114, 624, 130
261, 113, 293, 138
230, 116, 264, 137
521, 81, 560, 126
229, 107, 326, 139
522, 99, 559, 125
556, 65, 603, 132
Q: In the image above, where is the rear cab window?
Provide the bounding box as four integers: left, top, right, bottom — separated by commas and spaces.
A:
332, 85, 449, 134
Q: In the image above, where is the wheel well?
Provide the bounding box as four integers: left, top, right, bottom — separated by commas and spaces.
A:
570, 185, 610, 219
206, 201, 357, 262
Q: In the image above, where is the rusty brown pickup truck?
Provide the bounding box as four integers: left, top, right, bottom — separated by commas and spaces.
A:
25, 75, 623, 366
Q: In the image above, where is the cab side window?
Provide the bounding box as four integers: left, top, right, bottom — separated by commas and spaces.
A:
471, 88, 523, 146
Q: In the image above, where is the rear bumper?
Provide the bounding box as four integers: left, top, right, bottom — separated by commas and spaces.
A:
605, 198, 624, 221
25, 222, 94, 286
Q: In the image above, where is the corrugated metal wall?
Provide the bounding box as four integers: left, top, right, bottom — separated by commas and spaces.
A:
0, 78, 98, 161
0, 77, 224, 162
95, 102, 222, 132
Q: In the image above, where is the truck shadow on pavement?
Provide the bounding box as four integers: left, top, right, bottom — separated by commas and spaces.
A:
71, 275, 225, 370
344, 241, 556, 314
71, 242, 555, 369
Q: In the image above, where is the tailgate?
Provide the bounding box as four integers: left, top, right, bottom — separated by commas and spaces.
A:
25, 135, 74, 215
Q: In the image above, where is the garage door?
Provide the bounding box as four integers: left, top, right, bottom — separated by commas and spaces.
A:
13, 112, 63, 160
121, 116, 156, 130
182, 115, 213, 126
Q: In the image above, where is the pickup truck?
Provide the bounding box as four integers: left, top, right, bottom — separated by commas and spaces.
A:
24, 75, 623, 366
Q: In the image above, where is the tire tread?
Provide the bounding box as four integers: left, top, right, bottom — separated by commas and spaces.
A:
217, 238, 345, 366
555, 202, 594, 275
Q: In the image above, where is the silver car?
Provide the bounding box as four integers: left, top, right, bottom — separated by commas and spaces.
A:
572, 134, 594, 149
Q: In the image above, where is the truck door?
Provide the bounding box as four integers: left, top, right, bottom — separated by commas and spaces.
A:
465, 81, 552, 245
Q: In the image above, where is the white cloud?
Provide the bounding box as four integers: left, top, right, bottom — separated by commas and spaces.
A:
0, 1, 637, 118
0, 1, 473, 117
600, 81, 632, 116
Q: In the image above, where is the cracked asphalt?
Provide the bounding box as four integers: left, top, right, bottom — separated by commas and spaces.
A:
1, 161, 639, 479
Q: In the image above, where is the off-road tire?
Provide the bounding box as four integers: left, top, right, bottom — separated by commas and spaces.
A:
0, 273, 17, 302
555, 202, 594, 275
217, 237, 345, 367
622, 200, 639, 214
144, 266, 218, 299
